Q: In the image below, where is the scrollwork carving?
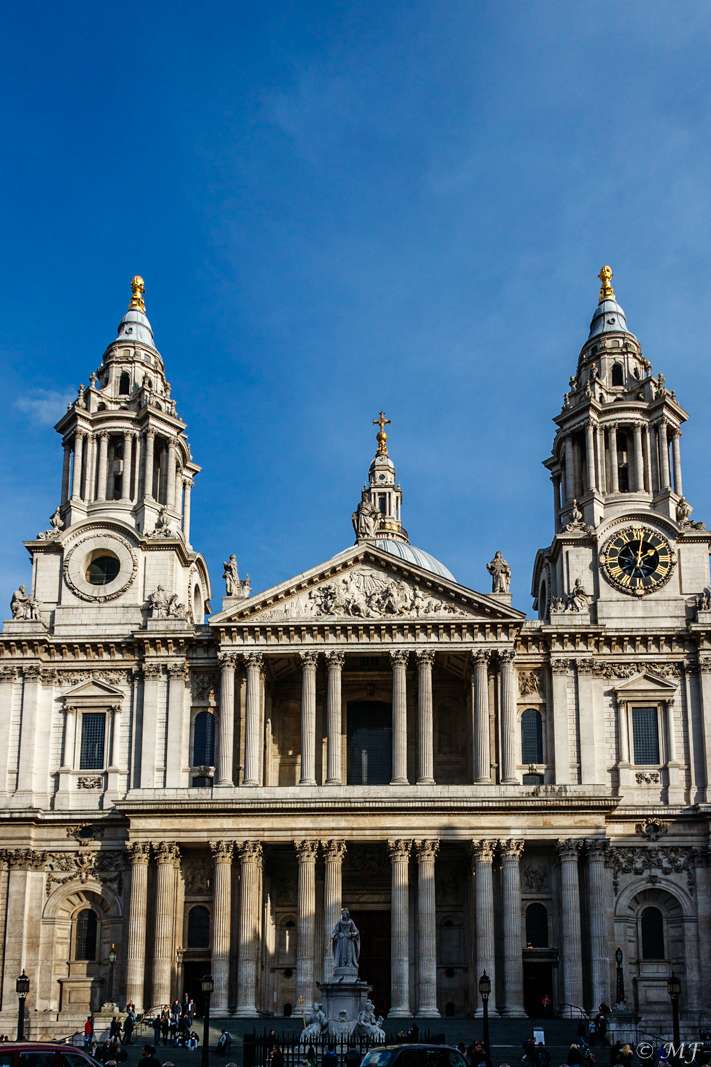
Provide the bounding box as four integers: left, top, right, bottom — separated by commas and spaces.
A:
388, 840, 412, 862
210, 841, 234, 864
322, 840, 347, 862
295, 839, 319, 861
606, 844, 697, 894
470, 840, 497, 863
236, 841, 263, 864
415, 839, 439, 862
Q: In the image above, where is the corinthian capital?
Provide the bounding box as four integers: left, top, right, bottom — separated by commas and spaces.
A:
244, 652, 264, 672
325, 651, 345, 670
415, 839, 440, 863
586, 838, 609, 861
127, 842, 151, 865
210, 841, 234, 864
470, 840, 497, 864
416, 649, 436, 667
300, 651, 319, 670
388, 839, 412, 862
390, 650, 410, 668
295, 839, 319, 862
236, 840, 263, 864
555, 838, 582, 861
499, 839, 525, 861
154, 842, 181, 864
322, 840, 347, 862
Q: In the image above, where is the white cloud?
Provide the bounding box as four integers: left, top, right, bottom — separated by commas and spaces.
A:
15, 389, 75, 427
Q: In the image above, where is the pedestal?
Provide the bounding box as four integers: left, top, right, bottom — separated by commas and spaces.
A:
317, 975, 372, 1038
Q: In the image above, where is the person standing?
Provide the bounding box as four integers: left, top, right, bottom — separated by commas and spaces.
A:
84, 1016, 94, 1049
123, 1012, 135, 1046
161, 1006, 170, 1046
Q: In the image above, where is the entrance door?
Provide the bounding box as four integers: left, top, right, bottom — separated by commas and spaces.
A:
349, 910, 391, 1017
182, 960, 210, 1016
523, 962, 554, 1017
347, 702, 392, 785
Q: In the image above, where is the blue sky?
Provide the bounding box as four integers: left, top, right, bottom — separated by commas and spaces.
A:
2, 2, 711, 613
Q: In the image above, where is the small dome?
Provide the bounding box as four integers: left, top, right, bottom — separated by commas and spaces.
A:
375, 539, 455, 581
588, 297, 634, 340
117, 307, 156, 349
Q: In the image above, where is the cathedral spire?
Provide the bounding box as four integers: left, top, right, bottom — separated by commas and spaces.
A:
352, 414, 407, 544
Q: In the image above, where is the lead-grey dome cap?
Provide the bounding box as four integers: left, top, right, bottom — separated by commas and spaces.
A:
375, 538, 455, 581
588, 296, 635, 340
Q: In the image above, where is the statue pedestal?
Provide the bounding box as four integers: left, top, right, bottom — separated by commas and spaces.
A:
317, 976, 371, 1039
487, 592, 512, 607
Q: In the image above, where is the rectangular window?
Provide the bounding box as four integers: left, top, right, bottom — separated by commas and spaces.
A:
80, 712, 106, 770
378, 493, 387, 514
632, 706, 660, 765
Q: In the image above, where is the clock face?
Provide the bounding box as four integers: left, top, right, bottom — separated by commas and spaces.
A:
600, 525, 675, 596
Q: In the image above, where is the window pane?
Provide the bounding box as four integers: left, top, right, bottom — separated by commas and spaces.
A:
521, 708, 543, 764
187, 905, 210, 948
0, 1055, 15, 1067
20, 1055, 57, 1067
347, 702, 392, 785
525, 902, 549, 947
76, 908, 98, 960
193, 711, 215, 766
80, 713, 106, 770
633, 707, 660, 764
62, 1054, 93, 1067
641, 906, 664, 959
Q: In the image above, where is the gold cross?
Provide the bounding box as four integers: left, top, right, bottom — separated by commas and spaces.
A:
373, 411, 391, 434
598, 265, 615, 303
373, 412, 391, 455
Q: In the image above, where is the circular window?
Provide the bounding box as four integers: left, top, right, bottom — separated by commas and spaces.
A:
86, 552, 120, 586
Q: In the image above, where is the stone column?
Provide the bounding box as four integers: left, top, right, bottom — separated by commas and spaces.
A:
322, 840, 346, 982
107, 703, 122, 791
472, 650, 491, 783
121, 430, 134, 501
96, 431, 109, 501
211, 842, 233, 1014
556, 839, 583, 1015
325, 652, 345, 785
658, 420, 671, 489
140, 663, 162, 788
61, 439, 72, 503
152, 843, 180, 1007
697, 656, 711, 802
416, 650, 436, 785
243, 653, 264, 786
644, 425, 654, 493
500, 840, 526, 1017
300, 652, 318, 785
550, 661, 571, 784
16, 665, 42, 795
608, 425, 619, 493
388, 839, 412, 1016
296, 840, 318, 1004
165, 662, 187, 789
235, 841, 263, 1016
182, 477, 193, 544
587, 840, 609, 1011
500, 650, 518, 784
416, 840, 440, 1016
71, 431, 85, 500
217, 654, 237, 786
166, 441, 177, 509
633, 423, 645, 492
564, 435, 574, 504
144, 429, 156, 499
471, 841, 497, 1016
390, 651, 409, 784
126, 842, 151, 1011
671, 429, 683, 496
551, 474, 561, 524
585, 420, 596, 492
596, 425, 606, 493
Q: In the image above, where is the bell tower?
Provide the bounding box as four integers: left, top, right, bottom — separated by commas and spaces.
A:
532, 268, 711, 627
352, 412, 407, 544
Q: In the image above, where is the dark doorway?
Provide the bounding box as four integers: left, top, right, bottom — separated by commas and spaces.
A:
523, 962, 553, 1017
347, 702, 392, 784
181, 960, 210, 1016
349, 910, 391, 1017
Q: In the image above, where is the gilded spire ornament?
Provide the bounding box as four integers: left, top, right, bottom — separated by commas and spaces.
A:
129, 275, 146, 312
373, 411, 391, 456
598, 265, 615, 303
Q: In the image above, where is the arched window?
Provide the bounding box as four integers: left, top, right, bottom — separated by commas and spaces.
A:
76, 908, 98, 960
187, 905, 210, 948
118, 372, 130, 395
193, 711, 215, 767
193, 584, 203, 625
525, 902, 549, 947
521, 708, 543, 764
612, 363, 624, 387
641, 906, 665, 959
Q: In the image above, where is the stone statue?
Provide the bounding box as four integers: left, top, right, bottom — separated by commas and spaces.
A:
677, 497, 693, 525
567, 579, 589, 613
166, 593, 186, 618
223, 555, 240, 595
148, 585, 170, 619
49, 506, 64, 531
352, 490, 380, 541
299, 1002, 328, 1043
356, 1000, 385, 1042
331, 908, 360, 970
154, 506, 174, 538
10, 585, 38, 621
697, 589, 711, 612
487, 551, 511, 594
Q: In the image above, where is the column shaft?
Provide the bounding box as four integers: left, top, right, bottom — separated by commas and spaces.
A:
235, 842, 263, 1016
322, 841, 346, 982
211, 842, 234, 1013
608, 426, 619, 493
296, 840, 318, 1004
658, 421, 670, 489
671, 431, 683, 496
417, 650, 435, 785
325, 652, 344, 785
471, 841, 497, 1016
152, 844, 179, 1007
500, 651, 518, 783
243, 653, 264, 786
126, 843, 151, 1011
61, 441, 72, 503
217, 655, 237, 786
96, 432, 109, 501
564, 436, 574, 503
556, 840, 583, 1015
587, 841, 609, 1010
71, 432, 84, 500
416, 840, 440, 1016
585, 420, 596, 492
166, 442, 177, 508
120, 431, 132, 501
596, 425, 606, 493
551, 662, 570, 784
183, 478, 193, 544
633, 424, 645, 492
165, 663, 187, 789
388, 840, 412, 1017
144, 431, 155, 499
473, 651, 491, 783
501, 840, 525, 1016
390, 651, 409, 784
300, 652, 318, 785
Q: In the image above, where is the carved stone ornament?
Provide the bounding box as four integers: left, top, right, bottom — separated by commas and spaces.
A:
522, 862, 549, 890
550, 659, 571, 675
0, 666, 18, 682
470, 840, 497, 863
244, 652, 265, 672
67, 824, 106, 846
59, 669, 133, 686
325, 651, 346, 670
142, 663, 163, 680
236, 841, 263, 864
154, 842, 181, 864
192, 673, 219, 702
300, 651, 319, 670
45, 849, 126, 897
387, 840, 413, 862
593, 661, 681, 681
636, 819, 669, 841
518, 668, 543, 697
127, 842, 151, 864
500, 839, 525, 860
185, 856, 212, 894
295, 839, 319, 861
77, 775, 104, 790
635, 771, 661, 785
167, 661, 188, 680
415, 840, 440, 862
390, 649, 410, 668
210, 841, 234, 864
606, 844, 698, 894
322, 840, 347, 863
555, 839, 582, 862
1, 848, 48, 870
63, 530, 138, 603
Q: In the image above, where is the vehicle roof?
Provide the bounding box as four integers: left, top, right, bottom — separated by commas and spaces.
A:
368, 1046, 460, 1053
0, 1045, 84, 1050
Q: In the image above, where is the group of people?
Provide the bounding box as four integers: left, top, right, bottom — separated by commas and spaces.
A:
84, 1007, 137, 1051
151, 999, 199, 1048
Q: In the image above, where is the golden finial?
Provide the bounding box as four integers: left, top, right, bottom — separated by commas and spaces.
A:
129, 275, 146, 312
373, 411, 391, 456
598, 265, 615, 303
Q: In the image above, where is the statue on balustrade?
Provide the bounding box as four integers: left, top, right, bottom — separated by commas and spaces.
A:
487, 550, 511, 593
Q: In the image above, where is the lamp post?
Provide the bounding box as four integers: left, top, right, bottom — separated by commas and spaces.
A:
201, 974, 214, 1067
108, 945, 117, 1006
668, 973, 681, 1058
479, 971, 491, 1054
16, 970, 29, 1041
615, 946, 625, 1007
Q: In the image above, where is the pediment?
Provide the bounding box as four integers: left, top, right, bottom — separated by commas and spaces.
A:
63, 679, 125, 700
613, 671, 678, 695
211, 545, 525, 625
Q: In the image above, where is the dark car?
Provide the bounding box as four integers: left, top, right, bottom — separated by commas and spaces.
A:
0, 1044, 102, 1067
362, 1046, 469, 1067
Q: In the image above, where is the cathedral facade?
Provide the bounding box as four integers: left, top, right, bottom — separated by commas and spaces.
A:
1, 270, 710, 1036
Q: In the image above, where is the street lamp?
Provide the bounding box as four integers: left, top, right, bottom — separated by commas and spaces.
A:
479, 971, 491, 1054
108, 945, 117, 1005
668, 973, 681, 1053
16, 970, 30, 1041
201, 974, 214, 1067
615, 946, 625, 1006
